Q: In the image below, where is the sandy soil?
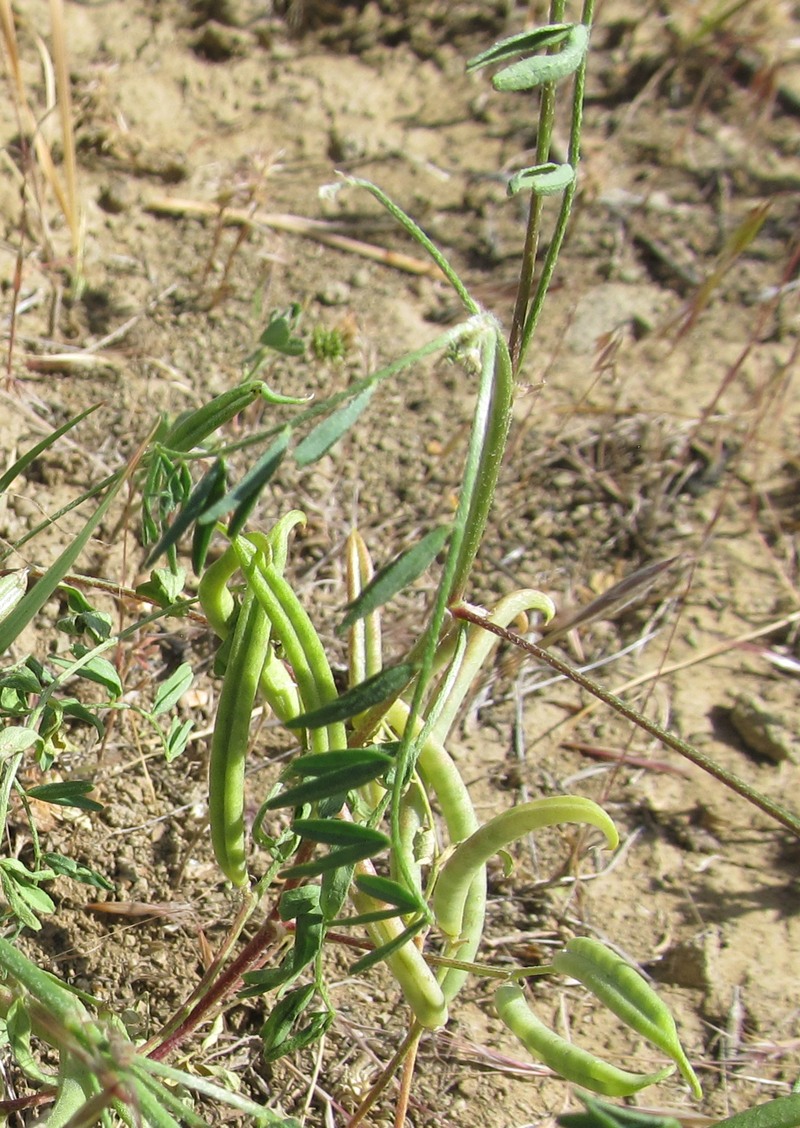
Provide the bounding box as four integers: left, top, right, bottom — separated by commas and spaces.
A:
0, 1, 798, 1125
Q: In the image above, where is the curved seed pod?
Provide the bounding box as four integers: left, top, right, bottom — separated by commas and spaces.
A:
553, 938, 702, 1099
260, 510, 306, 574
197, 545, 240, 637
258, 648, 302, 724
236, 540, 346, 754
0, 570, 28, 624
495, 984, 674, 1097
507, 162, 576, 198
345, 529, 383, 686
433, 797, 618, 941
387, 698, 483, 1004
493, 23, 589, 92
208, 587, 271, 886
162, 381, 266, 454
431, 589, 555, 746
345, 530, 384, 810
350, 884, 448, 1030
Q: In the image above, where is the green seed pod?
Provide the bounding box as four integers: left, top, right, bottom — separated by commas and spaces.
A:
433, 796, 618, 941
208, 587, 271, 886
198, 546, 240, 637
162, 381, 266, 454
350, 886, 448, 1030
493, 23, 589, 92
553, 938, 702, 1098
495, 983, 674, 1097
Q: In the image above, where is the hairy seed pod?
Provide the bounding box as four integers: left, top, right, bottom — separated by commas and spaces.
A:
208, 587, 270, 886
433, 796, 618, 941
495, 983, 674, 1097
553, 938, 702, 1098
493, 23, 589, 92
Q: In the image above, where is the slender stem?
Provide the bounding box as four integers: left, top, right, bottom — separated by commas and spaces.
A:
451, 603, 800, 838
394, 1029, 421, 1128
146, 917, 284, 1061
389, 322, 498, 894
342, 178, 479, 316
346, 1022, 422, 1128
449, 332, 515, 602
517, 0, 595, 372
509, 0, 567, 370
508, 150, 547, 369
139, 893, 257, 1056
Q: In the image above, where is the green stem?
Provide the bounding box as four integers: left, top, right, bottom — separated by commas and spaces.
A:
508, 0, 567, 370
387, 699, 484, 1003
341, 177, 479, 316
517, 0, 594, 372
451, 603, 800, 838
389, 319, 499, 896
429, 589, 555, 746
448, 331, 515, 601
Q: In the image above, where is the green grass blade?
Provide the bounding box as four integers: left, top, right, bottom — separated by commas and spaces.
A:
0, 403, 100, 494
0, 465, 131, 654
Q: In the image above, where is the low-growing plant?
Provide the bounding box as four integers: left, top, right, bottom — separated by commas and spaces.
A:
0, 3, 798, 1126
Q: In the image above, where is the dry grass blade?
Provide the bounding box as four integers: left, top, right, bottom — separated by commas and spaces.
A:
540, 555, 681, 647
145, 194, 447, 278
48, 0, 82, 275
0, 0, 82, 280
451, 602, 800, 838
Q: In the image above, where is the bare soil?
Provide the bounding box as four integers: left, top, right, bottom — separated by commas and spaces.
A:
1, 1, 799, 1126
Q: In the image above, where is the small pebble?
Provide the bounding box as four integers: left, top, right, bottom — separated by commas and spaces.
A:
316, 280, 350, 307
729, 693, 798, 764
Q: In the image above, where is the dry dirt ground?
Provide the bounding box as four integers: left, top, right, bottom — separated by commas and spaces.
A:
0, 1, 799, 1125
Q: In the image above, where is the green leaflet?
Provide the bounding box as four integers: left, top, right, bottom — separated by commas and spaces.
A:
712, 1097, 800, 1128
263, 752, 393, 810
290, 818, 389, 849
152, 662, 194, 716
339, 525, 450, 631
558, 1094, 682, 1128
145, 457, 227, 568
286, 663, 416, 730
294, 385, 374, 467
349, 917, 427, 975
466, 23, 572, 71
26, 780, 103, 812
198, 427, 291, 536
354, 873, 426, 915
